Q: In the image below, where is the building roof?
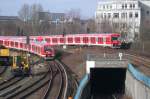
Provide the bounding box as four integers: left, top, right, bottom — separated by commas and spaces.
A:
0, 16, 19, 21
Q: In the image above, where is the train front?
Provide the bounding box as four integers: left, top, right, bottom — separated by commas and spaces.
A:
43, 44, 55, 60
111, 34, 121, 48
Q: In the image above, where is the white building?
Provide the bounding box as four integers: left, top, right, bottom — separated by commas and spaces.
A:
95, 0, 150, 41
139, 0, 150, 32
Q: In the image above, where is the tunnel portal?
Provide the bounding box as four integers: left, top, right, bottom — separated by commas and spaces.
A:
90, 68, 127, 95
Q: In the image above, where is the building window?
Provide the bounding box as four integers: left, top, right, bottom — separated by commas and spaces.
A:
103, 5, 105, 9
104, 13, 106, 18
113, 13, 119, 18
133, 4, 135, 8
135, 13, 138, 18
147, 11, 149, 15
129, 12, 133, 18
107, 5, 109, 9
130, 4, 132, 8
108, 13, 111, 18
122, 4, 124, 9
125, 4, 127, 9
122, 23, 127, 28
101, 14, 103, 18
113, 23, 119, 28
110, 5, 112, 9
121, 13, 125, 18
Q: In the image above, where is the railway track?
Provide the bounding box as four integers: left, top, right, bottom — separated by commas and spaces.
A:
0, 49, 79, 99
4, 70, 49, 99
27, 60, 68, 99
42, 61, 65, 99
0, 77, 24, 91
0, 55, 47, 99
0, 60, 68, 99
0, 66, 7, 75
58, 60, 79, 98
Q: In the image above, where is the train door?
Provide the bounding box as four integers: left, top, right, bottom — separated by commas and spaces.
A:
91, 37, 96, 44
60, 37, 65, 44
45, 38, 51, 43
83, 37, 89, 44
103, 37, 106, 46
67, 37, 73, 44
98, 37, 103, 44
75, 37, 80, 44
106, 36, 111, 44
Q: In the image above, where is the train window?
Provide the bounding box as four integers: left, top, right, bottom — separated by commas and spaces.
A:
44, 45, 52, 51
83, 37, 88, 43
4, 41, 7, 45
20, 43, 23, 48
98, 37, 103, 43
0, 40, 3, 45
45, 38, 51, 43
68, 37, 73, 43
29, 45, 31, 50
91, 37, 96, 43
25, 44, 27, 49
36, 46, 39, 53
112, 37, 118, 41
60, 38, 65, 43
4, 41, 6, 45
15, 42, 18, 47
52, 38, 57, 43
33, 46, 36, 51
106, 37, 111, 42
35, 46, 37, 52
7, 41, 9, 46
32, 45, 35, 51
11, 42, 14, 47
75, 37, 80, 43
103, 37, 106, 42
38, 47, 41, 53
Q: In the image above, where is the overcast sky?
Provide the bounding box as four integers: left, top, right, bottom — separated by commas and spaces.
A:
0, 0, 99, 19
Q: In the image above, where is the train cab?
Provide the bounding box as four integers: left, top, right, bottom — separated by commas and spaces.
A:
111, 34, 121, 48
41, 44, 55, 60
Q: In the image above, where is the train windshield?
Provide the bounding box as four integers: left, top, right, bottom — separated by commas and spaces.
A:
112, 37, 118, 41
44, 46, 52, 51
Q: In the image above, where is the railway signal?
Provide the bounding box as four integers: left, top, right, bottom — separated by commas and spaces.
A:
119, 52, 123, 60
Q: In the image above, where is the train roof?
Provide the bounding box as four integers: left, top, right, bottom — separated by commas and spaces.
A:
0, 33, 120, 40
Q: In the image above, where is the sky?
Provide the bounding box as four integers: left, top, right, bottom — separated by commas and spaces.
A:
0, 0, 99, 19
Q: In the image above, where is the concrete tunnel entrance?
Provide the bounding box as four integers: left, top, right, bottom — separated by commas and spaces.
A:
90, 68, 127, 95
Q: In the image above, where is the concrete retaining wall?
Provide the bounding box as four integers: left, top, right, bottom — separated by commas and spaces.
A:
126, 64, 150, 99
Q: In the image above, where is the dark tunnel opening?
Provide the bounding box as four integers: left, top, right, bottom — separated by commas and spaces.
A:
90, 68, 126, 95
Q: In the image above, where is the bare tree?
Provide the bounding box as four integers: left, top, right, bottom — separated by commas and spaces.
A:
63, 9, 82, 34
18, 3, 44, 35
96, 19, 113, 33
66, 8, 81, 19
86, 19, 96, 33
31, 4, 43, 23
30, 4, 43, 34
18, 4, 30, 22
140, 19, 150, 41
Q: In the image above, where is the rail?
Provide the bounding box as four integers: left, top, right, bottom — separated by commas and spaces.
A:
74, 74, 89, 99
56, 60, 68, 99
128, 63, 150, 88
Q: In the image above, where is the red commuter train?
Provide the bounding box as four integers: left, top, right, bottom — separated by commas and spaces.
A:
33, 33, 121, 48
0, 37, 55, 60
0, 33, 122, 60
